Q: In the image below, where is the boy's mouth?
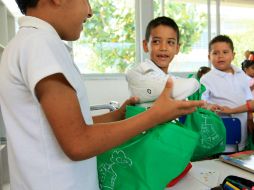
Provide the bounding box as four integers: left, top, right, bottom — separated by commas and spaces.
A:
218, 61, 225, 64
157, 54, 169, 58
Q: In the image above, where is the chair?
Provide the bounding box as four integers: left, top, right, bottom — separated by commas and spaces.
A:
90, 101, 119, 112
178, 115, 186, 124
221, 117, 241, 152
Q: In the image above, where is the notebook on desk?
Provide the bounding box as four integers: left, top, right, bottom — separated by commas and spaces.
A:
219, 150, 254, 174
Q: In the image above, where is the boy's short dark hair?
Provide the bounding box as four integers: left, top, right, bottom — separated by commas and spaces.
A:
242, 60, 254, 71
197, 66, 211, 79
145, 16, 180, 44
209, 35, 234, 52
15, 0, 39, 14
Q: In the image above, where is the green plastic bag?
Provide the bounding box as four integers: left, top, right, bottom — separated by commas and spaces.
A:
97, 105, 199, 190
183, 107, 226, 161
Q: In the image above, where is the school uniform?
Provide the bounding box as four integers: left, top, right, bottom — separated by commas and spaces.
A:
0, 16, 99, 190
201, 65, 253, 152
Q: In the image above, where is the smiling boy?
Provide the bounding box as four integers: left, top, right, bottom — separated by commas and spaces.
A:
126, 16, 199, 105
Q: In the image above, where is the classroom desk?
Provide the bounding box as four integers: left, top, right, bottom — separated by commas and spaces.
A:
166, 159, 254, 190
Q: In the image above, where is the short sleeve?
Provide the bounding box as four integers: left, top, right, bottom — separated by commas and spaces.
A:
19, 33, 65, 98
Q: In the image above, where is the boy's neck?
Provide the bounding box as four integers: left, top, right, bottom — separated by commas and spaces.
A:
218, 66, 234, 74
151, 60, 168, 74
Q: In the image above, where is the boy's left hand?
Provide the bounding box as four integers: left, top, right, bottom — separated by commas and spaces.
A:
117, 96, 139, 119
203, 102, 222, 113
217, 106, 233, 114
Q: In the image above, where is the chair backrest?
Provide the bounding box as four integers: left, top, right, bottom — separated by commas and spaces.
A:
90, 101, 119, 112
178, 115, 186, 124
221, 117, 241, 147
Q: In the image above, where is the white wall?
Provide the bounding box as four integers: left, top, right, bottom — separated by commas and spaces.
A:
84, 75, 130, 108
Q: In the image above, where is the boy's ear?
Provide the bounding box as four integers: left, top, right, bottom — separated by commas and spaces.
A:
142, 40, 149, 53
233, 52, 236, 59
176, 43, 180, 54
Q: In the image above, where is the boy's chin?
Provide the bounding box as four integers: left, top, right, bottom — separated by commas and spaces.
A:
61, 33, 81, 41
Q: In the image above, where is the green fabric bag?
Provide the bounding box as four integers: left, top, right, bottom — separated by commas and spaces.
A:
187, 73, 206, 101
246, 135, 254, 150
183, 107, 226, 161
97, 105, 199, 190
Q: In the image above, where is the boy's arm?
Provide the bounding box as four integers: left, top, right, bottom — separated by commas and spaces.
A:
219, 101, 254, 114
35, 73, 204, 161
219, 100, 254, 114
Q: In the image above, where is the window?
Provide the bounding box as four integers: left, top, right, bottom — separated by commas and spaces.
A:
154, 0, 209, 72
73, 0, 135, 74
73, 0, 254, 74
219, 1, 254, 67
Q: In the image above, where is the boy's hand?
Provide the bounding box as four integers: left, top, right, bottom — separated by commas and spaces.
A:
202, 102, 222, 113
150, 79, 204, 124
117, 96, 139, 119
217, 106, 233, 114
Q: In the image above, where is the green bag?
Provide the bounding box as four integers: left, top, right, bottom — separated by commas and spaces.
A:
246, 135, 254, 150
187, 73, 206, 101
97, 105, 199, 190
183, 107, 226, 161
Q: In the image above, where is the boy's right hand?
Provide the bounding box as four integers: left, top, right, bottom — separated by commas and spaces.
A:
150, 79, 204, 124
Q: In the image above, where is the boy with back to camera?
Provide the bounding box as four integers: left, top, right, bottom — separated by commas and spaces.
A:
0, 0, 204, 190
126, 16, 200, 106
200, 35, 253, 152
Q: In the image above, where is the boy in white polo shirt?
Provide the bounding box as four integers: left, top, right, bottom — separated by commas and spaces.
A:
200, 35, 253, 152
0, 1, 204, 190
126, 16, 200, 105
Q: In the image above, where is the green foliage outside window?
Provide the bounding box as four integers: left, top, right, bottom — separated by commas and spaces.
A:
78, 0, 135, 73
231, 30, 254, 67
154, 2, 207, 53
79, 0, 207, 73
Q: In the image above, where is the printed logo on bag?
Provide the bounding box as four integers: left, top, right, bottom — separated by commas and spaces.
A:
147, 89, 152, 94
98, 150, 133, 190
200, 114, 222, 149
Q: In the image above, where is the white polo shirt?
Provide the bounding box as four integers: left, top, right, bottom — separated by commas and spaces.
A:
0, 16, 99, 190
200, 65, 253, 151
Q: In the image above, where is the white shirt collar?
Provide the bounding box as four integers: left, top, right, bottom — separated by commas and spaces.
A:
140, 59, 167, 75
213, 64, 242, 77
18, 16, 60, 40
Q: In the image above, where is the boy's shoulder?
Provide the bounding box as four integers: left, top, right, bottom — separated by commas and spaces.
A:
200, 69, 216, 81
126, 60, 158, 74
126, 60, 167, 83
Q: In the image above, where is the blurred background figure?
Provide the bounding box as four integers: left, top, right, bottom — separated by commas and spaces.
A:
197, 66, 211, 80
242, 51, 254, 97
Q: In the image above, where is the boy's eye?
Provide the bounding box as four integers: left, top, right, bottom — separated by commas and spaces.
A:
152, 40, 160, 44
168, 40, 175, 45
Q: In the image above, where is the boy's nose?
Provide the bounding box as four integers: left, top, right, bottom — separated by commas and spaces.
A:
87, 5, 93, 18
218, 53, 224, 57
86, 1, 93, 18
160, 43, 167, 50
